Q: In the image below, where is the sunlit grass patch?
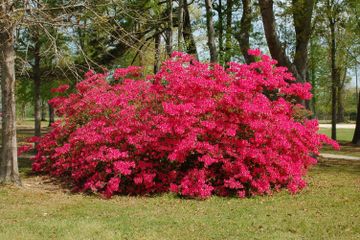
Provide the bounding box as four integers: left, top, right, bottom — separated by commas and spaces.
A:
317, 128, 359, 157
317, 128, 354, 142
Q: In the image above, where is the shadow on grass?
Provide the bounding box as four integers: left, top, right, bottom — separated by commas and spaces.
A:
15, 154, 360, 200
320, 140, 360, 157
313, 157, 360, 175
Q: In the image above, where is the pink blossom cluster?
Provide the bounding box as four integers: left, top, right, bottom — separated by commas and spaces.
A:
51, 85, 69, 93
24, 51, 339, 198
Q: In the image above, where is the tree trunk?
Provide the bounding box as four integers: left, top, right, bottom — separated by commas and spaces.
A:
34, 56, 42, 149
234, 0, 255, 64
258, 0, 314, 106
166, 0, 174, 57
259, 0, 301, 80
21, 104, 26, 120
178, 0, 184, 51
215, 0, 224, 65
183, 0, 198, 60
337, 88, 342, 123
259, 0, 314, 85
154, 31, 161, 74
224, 0, 233, 67
292, 0, 313, 84
205, 0, 218, 63
337, 68, 346, 123
48, 104, 55, 127
310, 38, 316, 118
41, 100, 46, 121
352, 91, 360, 144
330, 19, 337, 140
0, 23, 22, 185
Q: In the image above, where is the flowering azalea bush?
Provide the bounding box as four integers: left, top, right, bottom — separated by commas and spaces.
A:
23, 50, 339, 198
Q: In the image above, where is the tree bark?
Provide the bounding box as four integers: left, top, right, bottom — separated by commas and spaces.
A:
0, 22, 22, 185
292, 0, 314, 83
224, 0, 233, 67
258, 0, 314, 106
41, 100, 46, 121
337, 68, 346, 123
178, 0, 184, 51
48, 104, 55, 127
259, 0, 303, 82
352, 92, 360, 144
214, 0, 224, 65
34, 47, 42, 149
154, 31, 161, 74
330, 19, 337, 140
234, 0, 255, 64
166, 0, 174, 57
205, 0, 218, 63
259, 0, 313, 83
183, 0, 198, 60
310, 37, 316, 118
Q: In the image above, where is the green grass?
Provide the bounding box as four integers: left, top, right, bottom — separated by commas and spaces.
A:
317, 120, 356, 124
0, 157, 359, 239
317, 128, 360, 157
0, 123, 50, 155
317, 128, 354, 142
320, 140, 360, 157
17, 118, 57, 128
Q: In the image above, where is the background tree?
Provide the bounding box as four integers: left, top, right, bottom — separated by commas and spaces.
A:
205, 0, 218, 63
258, 0, 314, 95
234, 0, 256, 64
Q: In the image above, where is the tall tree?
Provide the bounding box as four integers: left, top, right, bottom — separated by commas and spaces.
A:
205, 0, 218, 62
258, 0, 314, 95
214, 0, 224, 65
0, 1, 21, 184
166, 0, 174, 57
224, 0, 233, 66
178, 0, 184, 50
352, 93, 360, 144
234, 0, 255, 64
348, 0, 360, 144
183, 0, 198, 59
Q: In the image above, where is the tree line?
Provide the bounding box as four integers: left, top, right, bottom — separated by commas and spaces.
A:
1, 0, 360, 184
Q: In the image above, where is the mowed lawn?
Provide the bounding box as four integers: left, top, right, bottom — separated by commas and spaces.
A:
317, 128, 354, 142
0, 122, 359, 239
317, 128, 360, 157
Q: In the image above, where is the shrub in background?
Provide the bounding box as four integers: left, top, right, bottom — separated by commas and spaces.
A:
22, 50, 339, 198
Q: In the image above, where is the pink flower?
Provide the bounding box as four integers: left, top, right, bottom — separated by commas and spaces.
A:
18, 145, 32, 156
248, 48, 262, 57
51, 85, 69, 93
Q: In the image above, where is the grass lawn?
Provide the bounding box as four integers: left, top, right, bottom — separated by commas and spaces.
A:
317, 128, 360, 157
17, 118, 54, 128
317, 120, 356, 124
0, 157, 359, 239
317, 128, 354, 142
